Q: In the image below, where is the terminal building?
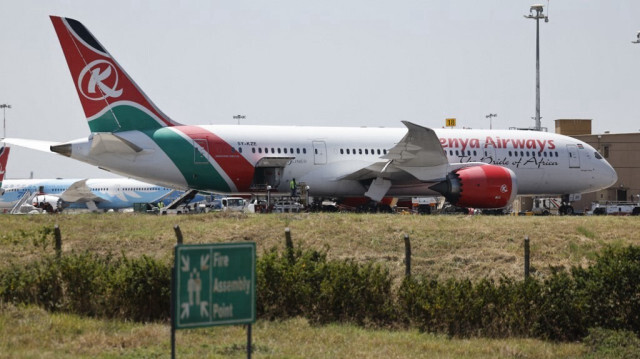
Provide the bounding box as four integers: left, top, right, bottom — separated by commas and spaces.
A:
555, 119, 640, 212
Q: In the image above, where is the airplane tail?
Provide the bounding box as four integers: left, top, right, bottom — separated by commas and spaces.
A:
0, 146, 10, 184
50, 16, 182, 133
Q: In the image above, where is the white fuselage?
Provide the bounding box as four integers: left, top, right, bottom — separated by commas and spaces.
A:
62, 125, 618, 199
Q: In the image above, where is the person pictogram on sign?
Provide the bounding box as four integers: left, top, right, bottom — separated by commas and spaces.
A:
188, 268, 202, 306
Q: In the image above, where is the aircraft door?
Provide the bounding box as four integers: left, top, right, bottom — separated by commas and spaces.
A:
567, 145, 580, 168
312, 141, 327, 165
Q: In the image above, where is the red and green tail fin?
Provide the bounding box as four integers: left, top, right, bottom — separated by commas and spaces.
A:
0, 146, 9, 186
50, 16, 182, 133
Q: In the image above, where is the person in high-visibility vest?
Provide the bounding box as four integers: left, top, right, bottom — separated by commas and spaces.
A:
290, 178, 297, 197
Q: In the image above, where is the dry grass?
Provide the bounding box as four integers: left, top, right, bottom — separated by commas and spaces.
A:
0, 304, 586, 359
1, 212, 638, 283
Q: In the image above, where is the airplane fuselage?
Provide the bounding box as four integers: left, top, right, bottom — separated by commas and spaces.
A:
60, 125, 617, 199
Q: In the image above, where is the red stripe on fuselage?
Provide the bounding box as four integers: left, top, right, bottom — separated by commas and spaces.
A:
175, 126, 255, 191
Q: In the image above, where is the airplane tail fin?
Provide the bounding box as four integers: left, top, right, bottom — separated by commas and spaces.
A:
50, 16, 182, 133
0, 146, 10, 184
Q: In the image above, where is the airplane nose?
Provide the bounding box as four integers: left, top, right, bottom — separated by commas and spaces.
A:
601, 162, 618, 189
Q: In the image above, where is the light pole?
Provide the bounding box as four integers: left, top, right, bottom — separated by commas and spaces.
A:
0, 104, 10, 138
524, 4, 548, 131
233, 114, 245, 125
485, 113, 497, 129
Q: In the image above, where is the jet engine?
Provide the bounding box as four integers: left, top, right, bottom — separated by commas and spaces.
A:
430, 165, 518, 209
32, 195, 67, 213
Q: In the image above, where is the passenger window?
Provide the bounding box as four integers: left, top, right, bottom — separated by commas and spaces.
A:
377, 149, 381, 155
359, 149, 362, 155
284, 148, 288, 154
296, 148, 300, 154
340, 149, 344, 154
303, 148, 307, 154
252, 148, 256, 153
278, 148, 281, 154
346, 149, 350, 154
365, 149, 369, 155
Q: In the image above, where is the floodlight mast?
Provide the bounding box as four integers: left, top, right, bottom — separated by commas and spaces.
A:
486, 113, 497, 129
0, 104, 11, 138
524, 4, 548, 131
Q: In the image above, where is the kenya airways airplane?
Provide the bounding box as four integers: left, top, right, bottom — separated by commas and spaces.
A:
2, 17, 618, 211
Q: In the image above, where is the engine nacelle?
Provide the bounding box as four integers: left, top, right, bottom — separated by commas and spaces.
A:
32, 195, 66, 212
431, 165, 518, 209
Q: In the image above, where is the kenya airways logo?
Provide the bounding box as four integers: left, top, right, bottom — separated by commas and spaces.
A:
78, 60, 123, 100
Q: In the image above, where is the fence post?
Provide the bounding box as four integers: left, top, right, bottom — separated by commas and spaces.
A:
524, 236, 530, 279
174, 225, 184, 244
285, 227, 294, 264
54, 224, 62, 259
404, 234, 411, 277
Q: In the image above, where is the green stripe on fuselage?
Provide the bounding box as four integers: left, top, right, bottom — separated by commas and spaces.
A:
88, 105, 165, 133
146, 128, 231, 192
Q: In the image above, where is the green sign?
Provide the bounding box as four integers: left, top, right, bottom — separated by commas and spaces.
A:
174, 242, 256, 329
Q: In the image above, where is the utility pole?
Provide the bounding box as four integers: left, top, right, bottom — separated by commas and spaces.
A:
524, 4, 548, 131
0, 104, 11, 138
486, 113, 497, 130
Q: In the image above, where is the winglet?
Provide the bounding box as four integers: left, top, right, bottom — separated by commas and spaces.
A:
50, 16, 181, 133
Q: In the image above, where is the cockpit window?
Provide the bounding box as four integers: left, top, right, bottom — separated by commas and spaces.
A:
594, 151, 603, 160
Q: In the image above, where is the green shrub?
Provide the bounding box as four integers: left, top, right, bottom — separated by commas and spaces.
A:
257, 247, 395, 326
573, 246, 640, 333
583, 328, 640, 359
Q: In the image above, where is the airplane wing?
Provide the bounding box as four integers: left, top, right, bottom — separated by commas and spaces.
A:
339, 121, 450, 183
60, 179, 106, 203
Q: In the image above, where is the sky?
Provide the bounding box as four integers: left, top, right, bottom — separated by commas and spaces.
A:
1, 0, 639, 179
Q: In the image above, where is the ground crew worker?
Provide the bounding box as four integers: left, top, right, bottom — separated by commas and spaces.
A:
290, 178, 297, 197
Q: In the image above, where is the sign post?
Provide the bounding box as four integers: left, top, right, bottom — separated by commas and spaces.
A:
171, 242, 256, 357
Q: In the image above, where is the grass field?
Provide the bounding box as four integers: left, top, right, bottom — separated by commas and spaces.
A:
0, 304, 587, 359
1, 212, 639, 358
1, 212, 639, 282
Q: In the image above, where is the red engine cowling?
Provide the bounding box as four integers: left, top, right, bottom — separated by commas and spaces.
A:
431, 165, 518, 209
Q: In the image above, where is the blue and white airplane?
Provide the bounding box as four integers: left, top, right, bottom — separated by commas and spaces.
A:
0, 146, 200, 212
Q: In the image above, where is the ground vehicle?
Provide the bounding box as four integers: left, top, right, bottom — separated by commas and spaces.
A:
591, 202, 640, 215
221, 197, 245, 212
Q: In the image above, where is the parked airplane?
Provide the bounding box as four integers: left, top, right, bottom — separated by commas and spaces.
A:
2, 17, 618, 211
0, 146, 201, 212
